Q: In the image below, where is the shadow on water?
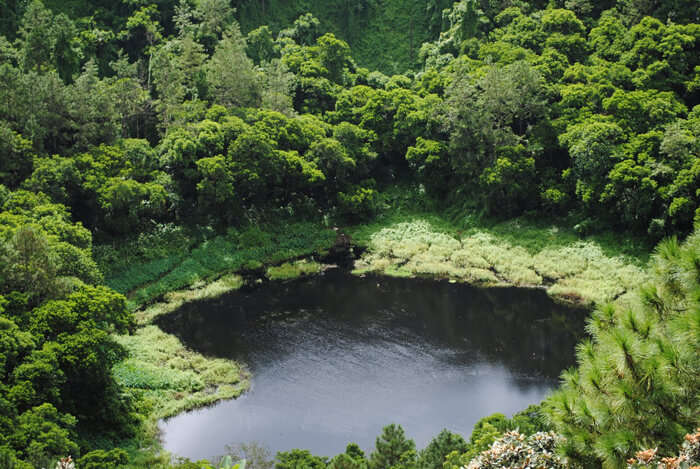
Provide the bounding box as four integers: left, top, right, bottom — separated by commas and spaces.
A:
156, 269, 588, 460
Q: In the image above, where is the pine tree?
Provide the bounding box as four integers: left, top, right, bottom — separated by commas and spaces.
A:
545, 230, 700, 468
369, 424, 416, 469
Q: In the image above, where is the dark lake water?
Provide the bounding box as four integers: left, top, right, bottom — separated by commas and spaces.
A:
157, 269, 586, 461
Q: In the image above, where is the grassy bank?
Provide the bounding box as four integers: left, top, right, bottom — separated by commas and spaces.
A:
96, 222, 338, 311
347, 212, 650, 306
113, 326, 249, 425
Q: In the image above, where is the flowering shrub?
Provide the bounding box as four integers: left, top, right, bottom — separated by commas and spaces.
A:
55, 457, 75, 469
627, 430, 700, 469
464, 431, 567, 469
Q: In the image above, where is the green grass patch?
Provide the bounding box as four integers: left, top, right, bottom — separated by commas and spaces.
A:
100, 222, 336, 310
113, 326, 249, 425
135, 274, 244, 325
266, 259, 323, 281
351, 217, 648, 306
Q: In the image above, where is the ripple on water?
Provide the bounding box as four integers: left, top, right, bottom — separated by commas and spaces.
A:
157, 270, 585, 461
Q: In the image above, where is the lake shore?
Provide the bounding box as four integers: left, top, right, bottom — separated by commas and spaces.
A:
105, 211, 651, 463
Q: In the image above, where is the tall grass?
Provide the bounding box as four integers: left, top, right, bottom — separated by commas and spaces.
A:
113, 326, 249, 424
99, 222, 336, 309
266, 260, 323, 281
352, 218, 648, 306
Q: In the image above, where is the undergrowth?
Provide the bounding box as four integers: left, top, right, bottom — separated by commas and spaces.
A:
99, 222, 336, 310
350, 218, 648, 306
113, 326, 250, 428
266, 259, 323, 281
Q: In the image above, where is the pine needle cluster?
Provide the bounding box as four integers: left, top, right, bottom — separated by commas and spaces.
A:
545, 230, 700, 467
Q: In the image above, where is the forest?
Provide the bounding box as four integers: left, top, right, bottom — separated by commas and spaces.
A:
0, 0, 698, 467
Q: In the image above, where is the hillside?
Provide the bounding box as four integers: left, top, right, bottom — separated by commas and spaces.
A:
232, 0, 454, 73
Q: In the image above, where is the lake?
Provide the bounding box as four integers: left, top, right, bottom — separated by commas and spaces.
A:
157, 269, 585, 461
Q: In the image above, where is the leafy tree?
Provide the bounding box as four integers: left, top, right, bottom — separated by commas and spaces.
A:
9, 403, 78, 466
329, 444, 368, 469
195, 0, 236, 51
261, 59, 295, 115
405, 138, 447, 195
66, 60, 121, 150
309, 138, 355, 189
479, 144, 537, 216
97, 178, 168, 234
559, 119, 625, 209
417, 429, 467, 469
77, 448, 129, 469
247, 25, 278, 64
16, 0, 80, 80
152, 34, 207, 128
0, 124, 33, 188
196, 155, 238, 219
276, 449, 327, 469
337, 184, 379, 220
279, 13, 322, 46
317, 33, 352, 84
0, 225, 58, 303
445, 60, 546, 197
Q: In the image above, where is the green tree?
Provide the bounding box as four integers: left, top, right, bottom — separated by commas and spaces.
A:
196, 155, 238, 219
317, 33, 352, 84
275, 449, 327, 469
479, 144, 537, 216
0, 123, 33, 188
152, 34, 207, 128
247, 25, 278, 64
369, 424, 416, 469
0, 225, 58, 303
261, 59, 295, 115
207, 24, 261, 108
545, 230, 700, 467
279, 13, 322, 46
97, 178, 168, 234
10, 403, 78, 466
77, 448, 128, 469
16, 0, 53, 73
66, 60, 121, 151
329, 444, 368, 469
195, 0, 236, 51
417, 429, 467, 469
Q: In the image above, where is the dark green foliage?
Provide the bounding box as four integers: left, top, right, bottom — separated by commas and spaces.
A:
417, 429, 468, 469
77, 448, 129, 469
328, 444, 368, 469
369, 424, 416, 469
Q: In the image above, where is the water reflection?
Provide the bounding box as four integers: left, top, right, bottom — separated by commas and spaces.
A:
157, 269, 586, 460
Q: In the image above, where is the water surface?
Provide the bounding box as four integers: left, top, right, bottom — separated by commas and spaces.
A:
157, 269, 585, 460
